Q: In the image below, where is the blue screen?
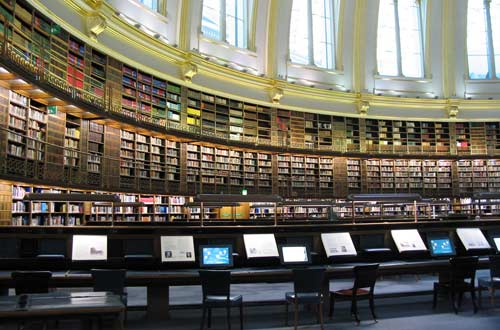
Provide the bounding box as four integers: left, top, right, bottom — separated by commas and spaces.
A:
202, 247, 230, 265
430, 239, 453, 255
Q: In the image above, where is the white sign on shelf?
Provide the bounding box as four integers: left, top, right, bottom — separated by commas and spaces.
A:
456, 228, 491, 250
72, 235, 107, 261
243, 234, 279, 258
321, 232, 357, 257
391, 229, 427, 253
493, 237, 500, 251
160, 236, 195, 262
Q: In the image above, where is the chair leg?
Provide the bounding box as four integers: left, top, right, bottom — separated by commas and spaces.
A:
471, 287, 478, 314
369, 294, 377, 322
200, 305, 207, 330
450, 291, 458, 314
239, 303, 243, 330
432, 284, 438, 309
458, 292, 464, 308
294, 301, 298, 330
285, 301, 289, 326
352, 298, 360, 324
318, 303, 324, 330
329, 294, 335, 318
478, 286, 483, 308
207, 307, 212, 328
227, 304, 232, 330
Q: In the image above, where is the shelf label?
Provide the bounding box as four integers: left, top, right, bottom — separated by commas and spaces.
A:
48, 106, 57, 115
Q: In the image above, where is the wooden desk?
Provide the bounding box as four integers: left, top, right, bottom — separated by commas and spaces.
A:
0, 258, 490, 320
0, 291, 125, 329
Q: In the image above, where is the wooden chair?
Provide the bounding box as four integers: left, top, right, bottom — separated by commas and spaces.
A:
478, 255, 500, 306
199, 270, 243, 330
285, 267, 325, 330
432, 256, 478, 313
329, 264, 379, 324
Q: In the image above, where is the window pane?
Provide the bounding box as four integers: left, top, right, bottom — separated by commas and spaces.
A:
377, 0, 398, 76
138, 0, 158, 12
226, 0, 248, 48
312, 0, 335, 69
491, 0, 500, 78
467, 0, 489, 79
202, 0, 222, 40
398, 0, 423, 77
289, 0, 310, 65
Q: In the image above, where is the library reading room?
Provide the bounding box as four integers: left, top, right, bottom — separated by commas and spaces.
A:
2, 0, 500, 329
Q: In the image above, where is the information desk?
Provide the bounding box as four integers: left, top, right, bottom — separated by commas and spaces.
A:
0, 291, 124, 329
0, 258, 490, 320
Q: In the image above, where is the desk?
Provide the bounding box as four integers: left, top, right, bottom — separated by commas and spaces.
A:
0, 258, 490, 320
0, 292, 125, 329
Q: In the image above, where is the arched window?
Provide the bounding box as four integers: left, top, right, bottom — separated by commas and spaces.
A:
467, 0, 500, 79
201, 0, 251, 49
377, 0, 425, 78
289, 0, 340, 70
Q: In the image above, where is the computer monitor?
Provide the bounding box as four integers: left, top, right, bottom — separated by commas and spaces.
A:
71, 235, 107, 261
427, 234, 456, 257
199, 245, 233, 268
279, 245, 311, 266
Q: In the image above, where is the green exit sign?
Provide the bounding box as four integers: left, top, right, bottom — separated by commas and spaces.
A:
47, 106, 57, 115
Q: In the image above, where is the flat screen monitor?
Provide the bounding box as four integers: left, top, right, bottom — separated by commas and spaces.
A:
199, 245, 233, 268
427, 235, 455, 257
279, 245, 311, 266
71, 235, 107, 261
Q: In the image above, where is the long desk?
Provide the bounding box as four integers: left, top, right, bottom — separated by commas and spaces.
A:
0, 291, 125, 329
0, 258, 489, 320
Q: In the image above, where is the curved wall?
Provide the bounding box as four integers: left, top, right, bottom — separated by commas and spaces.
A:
29, 0, 500, 121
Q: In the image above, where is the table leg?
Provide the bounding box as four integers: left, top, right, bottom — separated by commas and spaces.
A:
147, 285, 170, 320
322, 279, 330, 314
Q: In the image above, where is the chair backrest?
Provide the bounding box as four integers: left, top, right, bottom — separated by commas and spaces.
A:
353, 264, 379, 292
292, 267, 325, 294
91, 269, 126, 295
449, 256, 479, 284
489, 255, 500, 278
199, 270, 231, 298
12, 271, 52, 295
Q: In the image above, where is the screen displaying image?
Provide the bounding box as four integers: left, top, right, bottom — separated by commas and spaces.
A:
430, 238, 454, 256
281, 246, 308, 263
200, 246, 233, 268
71, 235, 107, 261
279, 245, 311, 265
